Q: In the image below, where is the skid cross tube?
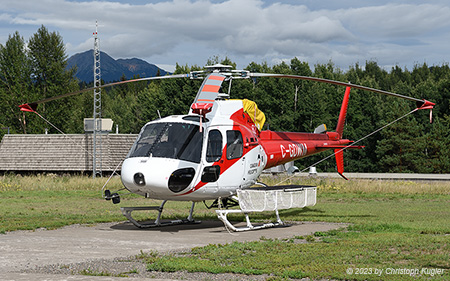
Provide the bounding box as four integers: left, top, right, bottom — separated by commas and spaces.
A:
121, 201, 199, 228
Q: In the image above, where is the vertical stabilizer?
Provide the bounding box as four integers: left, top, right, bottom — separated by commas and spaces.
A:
334, 149, 348, 180
336, 86, 351, 139
335, 87, 351, 180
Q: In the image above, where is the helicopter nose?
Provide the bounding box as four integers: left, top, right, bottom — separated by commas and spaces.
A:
121, 157, 199, 197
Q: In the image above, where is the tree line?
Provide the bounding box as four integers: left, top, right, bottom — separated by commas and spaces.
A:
1, 26, 449, 173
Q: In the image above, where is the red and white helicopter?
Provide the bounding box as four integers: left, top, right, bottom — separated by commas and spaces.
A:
20, 64, 435, 231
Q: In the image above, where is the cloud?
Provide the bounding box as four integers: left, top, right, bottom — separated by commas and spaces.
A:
338, 4, 450, 38
0, 0, 449, 70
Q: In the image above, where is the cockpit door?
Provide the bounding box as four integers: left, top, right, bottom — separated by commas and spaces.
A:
201, 127, 244, 192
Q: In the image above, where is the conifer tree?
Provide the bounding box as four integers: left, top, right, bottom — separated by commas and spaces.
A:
0, 31, 32, 134
27, 25, 80, 133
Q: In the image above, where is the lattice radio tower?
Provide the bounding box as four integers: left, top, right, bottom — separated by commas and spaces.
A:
93, 21, 102, 178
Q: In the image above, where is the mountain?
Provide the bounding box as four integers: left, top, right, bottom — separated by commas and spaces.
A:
66, 50, 169, 83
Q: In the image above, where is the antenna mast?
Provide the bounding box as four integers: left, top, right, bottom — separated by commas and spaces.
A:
93, 20, 102, 178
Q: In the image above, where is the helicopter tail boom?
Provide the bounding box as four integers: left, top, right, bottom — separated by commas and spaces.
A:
260, 86, 362, 177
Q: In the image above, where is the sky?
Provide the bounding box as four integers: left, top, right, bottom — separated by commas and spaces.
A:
1, 0, 449, 72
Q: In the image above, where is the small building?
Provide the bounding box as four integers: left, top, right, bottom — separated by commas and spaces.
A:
0, 134, 137, 173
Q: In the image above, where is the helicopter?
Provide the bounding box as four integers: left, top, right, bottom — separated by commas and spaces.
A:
19, 64, 435, 231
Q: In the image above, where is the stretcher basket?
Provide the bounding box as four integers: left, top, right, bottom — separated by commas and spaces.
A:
238, 185, 316, 212
216, 185, 316, 231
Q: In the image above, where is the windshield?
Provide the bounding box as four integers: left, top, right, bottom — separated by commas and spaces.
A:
128, 122, 203, 163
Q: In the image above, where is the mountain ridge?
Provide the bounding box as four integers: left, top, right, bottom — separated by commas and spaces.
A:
67, 50, 169, 83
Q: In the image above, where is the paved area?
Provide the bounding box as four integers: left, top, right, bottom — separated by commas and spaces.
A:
1, 273, 166, 281
0, 220, 346, 281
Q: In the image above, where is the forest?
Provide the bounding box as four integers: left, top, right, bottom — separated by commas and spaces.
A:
1, 26, 450, 173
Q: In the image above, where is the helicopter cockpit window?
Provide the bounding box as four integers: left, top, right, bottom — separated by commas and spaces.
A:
128, 122, 203, 163
226, 130, 243, 160
206, 130, 222, 162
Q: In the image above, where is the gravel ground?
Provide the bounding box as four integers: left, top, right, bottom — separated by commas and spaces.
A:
23, 245, 328, 281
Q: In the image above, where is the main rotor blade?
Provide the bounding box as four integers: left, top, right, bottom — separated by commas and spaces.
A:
249, 73, 424, 104
19, 73, 191, 112
19, 69, 434, 113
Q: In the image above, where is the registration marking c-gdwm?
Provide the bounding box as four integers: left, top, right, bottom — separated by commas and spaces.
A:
280, 143, 307, 158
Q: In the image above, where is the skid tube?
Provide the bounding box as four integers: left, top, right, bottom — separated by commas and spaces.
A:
121, 200, 200, 228
216, 209, 284, 232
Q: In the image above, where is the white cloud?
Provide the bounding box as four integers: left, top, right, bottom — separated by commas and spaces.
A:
338, 4, 450, 38
0, 0, 449, 70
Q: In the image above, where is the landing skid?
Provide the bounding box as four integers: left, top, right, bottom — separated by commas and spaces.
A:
216, 185, 317, 232
216, 209, 285, 232
120, 200, 200, 229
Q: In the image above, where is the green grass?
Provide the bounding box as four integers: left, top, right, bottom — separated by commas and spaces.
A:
1, 174, 450, 280
138, 177, 450, 281
137, 194, 450, 280
0, 174, 214, 232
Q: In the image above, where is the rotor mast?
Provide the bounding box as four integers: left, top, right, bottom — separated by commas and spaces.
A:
93, 21, 102, 178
